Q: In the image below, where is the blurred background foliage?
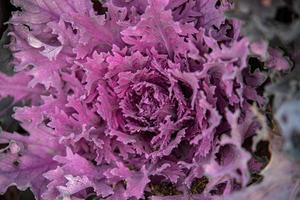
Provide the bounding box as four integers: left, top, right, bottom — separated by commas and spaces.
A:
225, 0, 300, 199
227, 0, 300, 162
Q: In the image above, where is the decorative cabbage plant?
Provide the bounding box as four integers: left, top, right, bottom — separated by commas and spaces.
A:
0, 0, 287, 199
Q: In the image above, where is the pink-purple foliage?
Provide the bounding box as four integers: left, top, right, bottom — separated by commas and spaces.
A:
0, 0, 269, 199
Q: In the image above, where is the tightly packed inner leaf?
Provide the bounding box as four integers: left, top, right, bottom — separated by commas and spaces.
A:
0, 0, 287, 199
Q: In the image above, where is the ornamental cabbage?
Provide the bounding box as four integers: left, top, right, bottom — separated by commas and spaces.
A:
0, 0, 283, 199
